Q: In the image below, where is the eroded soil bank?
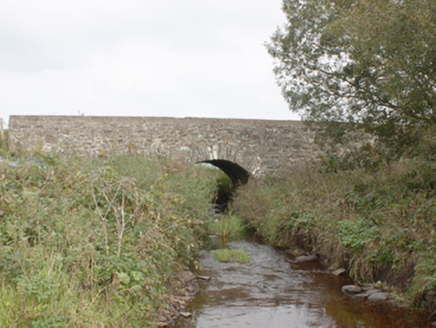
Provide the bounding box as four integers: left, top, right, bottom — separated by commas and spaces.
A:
176, 236, 434, 328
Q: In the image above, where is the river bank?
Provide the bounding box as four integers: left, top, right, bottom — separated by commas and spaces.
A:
230, 159, 436, 317
0, 154, 220, 326
1, 148, 435, 326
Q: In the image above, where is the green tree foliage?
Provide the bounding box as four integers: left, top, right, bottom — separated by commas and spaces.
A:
267, 0, 436, 161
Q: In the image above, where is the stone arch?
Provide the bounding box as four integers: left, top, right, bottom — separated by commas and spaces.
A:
201, 159, 250, 185
188, 143, 263, 182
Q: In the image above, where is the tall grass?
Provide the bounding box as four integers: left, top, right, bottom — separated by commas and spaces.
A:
0, 154, 219, 326
206, 214, 246, 238
0, 129, 8, 155
231, 159, 436, 313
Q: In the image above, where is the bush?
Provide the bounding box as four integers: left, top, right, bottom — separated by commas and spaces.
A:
0, 154, 217, 326
230, 160, 436, 312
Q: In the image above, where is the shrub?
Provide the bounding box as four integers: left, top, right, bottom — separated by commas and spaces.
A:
230, 160, 436, 312
0, 154, 218, 326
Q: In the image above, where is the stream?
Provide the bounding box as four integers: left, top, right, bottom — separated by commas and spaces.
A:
175, 235, 433, 328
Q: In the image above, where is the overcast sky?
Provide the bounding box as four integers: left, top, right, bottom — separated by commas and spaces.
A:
0, 0, 299, 127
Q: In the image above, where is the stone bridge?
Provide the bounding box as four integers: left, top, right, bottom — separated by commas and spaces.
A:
8, 116, 320, 184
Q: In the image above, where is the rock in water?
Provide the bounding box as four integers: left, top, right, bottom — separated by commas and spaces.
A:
294, 254, 318, 262
332, 268, 346, 276
367, 292, 391, 301
180, 312, 192, 318
176, 271, 195, 283
341, 285, 362, 294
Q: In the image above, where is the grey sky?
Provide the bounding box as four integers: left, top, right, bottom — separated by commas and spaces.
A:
0, 0, 299, 127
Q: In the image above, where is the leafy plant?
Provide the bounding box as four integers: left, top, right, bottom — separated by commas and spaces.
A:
230, 159, 436, 313
338, 218, 378, 252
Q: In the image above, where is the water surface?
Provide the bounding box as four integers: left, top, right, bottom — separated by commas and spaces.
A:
177, 237, 433, 327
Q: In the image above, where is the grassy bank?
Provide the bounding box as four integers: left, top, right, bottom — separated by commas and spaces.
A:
231, 159, 436, 313
0, 154, 221, 327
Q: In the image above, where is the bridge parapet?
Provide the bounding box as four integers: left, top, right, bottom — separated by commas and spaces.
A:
9, 116, 321, 178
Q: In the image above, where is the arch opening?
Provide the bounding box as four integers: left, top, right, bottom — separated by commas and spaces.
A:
201, 159, 250, 186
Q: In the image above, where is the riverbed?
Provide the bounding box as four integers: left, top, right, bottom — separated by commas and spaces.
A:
176, 236, 433, 327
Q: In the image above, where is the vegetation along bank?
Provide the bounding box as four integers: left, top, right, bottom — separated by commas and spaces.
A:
0, 152, 224, 327
232, 0, 435, 317
230, 158, 436, 315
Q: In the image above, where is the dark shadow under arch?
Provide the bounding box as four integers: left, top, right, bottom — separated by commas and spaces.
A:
201, 159, 250, 186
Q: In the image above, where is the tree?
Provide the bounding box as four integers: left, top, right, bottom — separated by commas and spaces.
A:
267, 0, 436, 162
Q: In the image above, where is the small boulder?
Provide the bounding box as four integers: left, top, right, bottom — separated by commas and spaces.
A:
353, 288, 381, 299
341, 285, 362, 294
180, 312, 192, 318
361, 285, 374, 291
365, 288, 382, 295
332, 268, 346, 276
176, 271, 195, 283
367, 292, 391, 301
295, 254, 318, 263
353, 293, 370, 299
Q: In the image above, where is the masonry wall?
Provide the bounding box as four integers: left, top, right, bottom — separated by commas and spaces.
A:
8, 116, 320, 177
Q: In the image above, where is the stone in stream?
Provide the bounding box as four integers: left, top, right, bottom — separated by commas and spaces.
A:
341, 285, 362, 294
180, 312, 192, 318
294, 254, 319, 262
365, 288, 382, 295
353, 288, 382, 299
353, 293, 370, 299
332, 268, 346, 276
368, 292, 392, 301
176, 270, 195, 283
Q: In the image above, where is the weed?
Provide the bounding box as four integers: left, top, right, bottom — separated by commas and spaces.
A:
212, 248, 251, 263
0, 154, 219, 326
206, 214, 246, 238
338, 218, 378, 252
0, 129, 8, 155
230, 159, 436, 313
